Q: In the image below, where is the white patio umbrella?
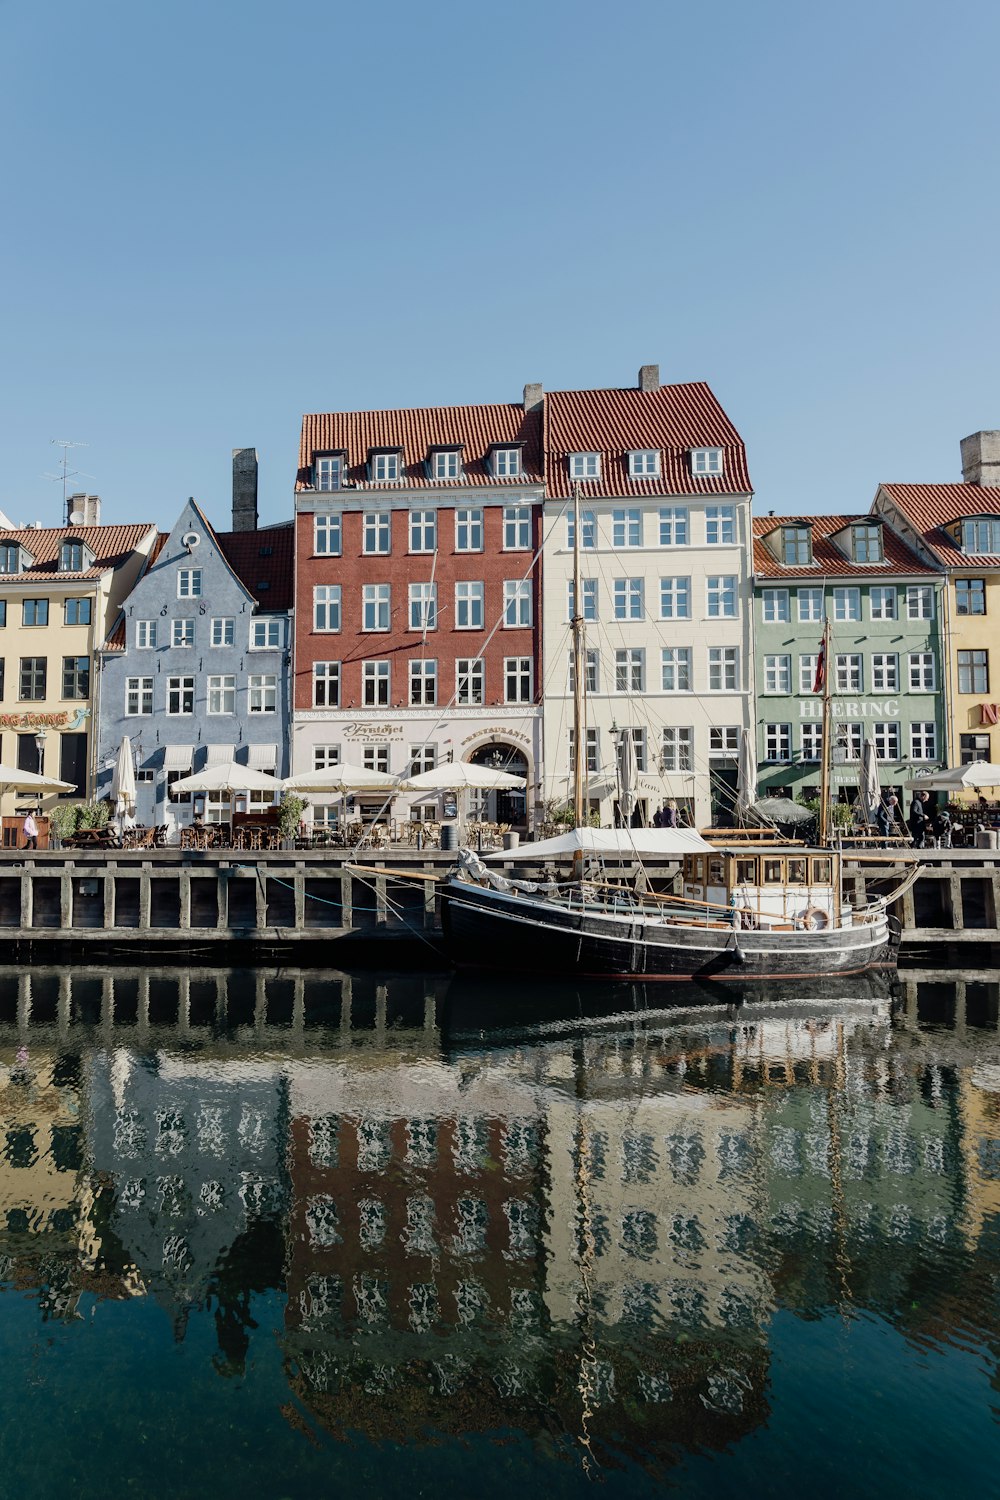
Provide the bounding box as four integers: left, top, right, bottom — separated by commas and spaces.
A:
734, 728, 758, 821
167, 761, 284, 795
283, 764, 413, 793
0, 763, 75, 798
618, 730, 638, 824
859, 736, 881, 824
904, 761, 1000, 792
406, 761, 525, 791
110, 735, 137, 817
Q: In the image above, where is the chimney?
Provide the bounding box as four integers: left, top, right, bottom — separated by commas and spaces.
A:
232, 448, 259, 531
960, 431, 1000, 488
523, 382, 543, 412
67, 492, 101, 526
638, 364, 660, 393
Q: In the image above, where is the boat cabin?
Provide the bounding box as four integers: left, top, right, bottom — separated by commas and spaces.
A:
680, 848, 847, 931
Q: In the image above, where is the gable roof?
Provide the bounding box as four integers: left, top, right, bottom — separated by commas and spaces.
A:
879, 483, 1000, 568
752, 514, 934, 579
0, 524, 155, 582
544, 381, 752, 499
297, 403, 543, 491
218, 522, 293, 610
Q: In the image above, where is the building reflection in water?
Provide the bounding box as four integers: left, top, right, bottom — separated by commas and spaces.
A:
0, 965, 998, 1470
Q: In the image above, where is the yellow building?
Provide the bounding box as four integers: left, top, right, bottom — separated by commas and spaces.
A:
0, 514, 156, 818
874, 431, 1000, 768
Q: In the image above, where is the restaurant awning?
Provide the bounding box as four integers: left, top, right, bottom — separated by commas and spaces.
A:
205, 744, 236, 766
248, 743, 278, 770
163, 745, 193, 770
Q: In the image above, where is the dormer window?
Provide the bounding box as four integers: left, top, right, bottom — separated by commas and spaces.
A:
780, 525, 813, 565
431, 447, 463, 481
629, 450, 660, 477
370, 450, 401, 483
569, 453, 601, 480
492, 447, 521, 478
851, 522, 883, 564
315, 454, 344, 491
962, 517, 1000, 555
691, 447, 724, 476
60, 538, 92, 572
0, 544, 20, 574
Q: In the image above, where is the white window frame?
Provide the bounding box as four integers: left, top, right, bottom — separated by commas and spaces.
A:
125, 676, 153, 717
409, 659, 437, 706
313, 662, 340, 708
910, 722, 938, 761
629, 449, 660, 477
455, 580, 485, 630
313, 585, 341, 633
567, 510, 596, 549
409, 582, 437, 632
613, 577, 644, 621
906, 584, 935, 620
871, 653, 899, 692
503, 579, 532, 628
763, 654, 791, 694
869, 586, 897, 620
504, 657, 533, 703
873, 721, 901, 761
908, 652, 936, 691
314, 513, 342, 555
371, 452, 400, 483
658, 507, 689, 546
661, 647, 692, 692
314, 455, 343, 492
799, 653, 819, 693
210, 617, 235, 647
455, 508, 484, 552
708, 646, 739, 692
660, 576, 691, 620
503, 506, 531, 550
764, 723, 792, 762
691, 447, 724, 476
709, 727, 740, 758
314, 744, 341, 770
207, 674, 235, 715
762, 588, 790, 623
250, 619, 282, 650
248, 674, 277, 713
835, 653, 864, 692
615, 647, 645, 693
661, 725, 693, 772
362, 583, 391, 632
492, 448, 520, 478
362, 511, 391, 554
800, 723, 823, 762
833, 586, 861, 622
409, 510, 437, 553
705, 504, 735, 544
568, 579, 598, 622
362, 660, 390, 706
797, 587, 823, 622
569, 452, 600, 480
171, 618, 194, 649
177, 569, 202, 599
706, 575, 737, 619
455, 658, 484, 706
432, 449, 461, 480
612, 509, 642, 548
166, 675, 195, 716
136, 620, 157, 650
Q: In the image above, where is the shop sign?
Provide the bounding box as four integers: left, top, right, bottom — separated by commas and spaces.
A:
344, 723, 404, 742
460, 726, 532, 747
799, 699, 899, 719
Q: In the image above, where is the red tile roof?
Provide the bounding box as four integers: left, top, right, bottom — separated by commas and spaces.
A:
297, 403, 543, 491
218, 521, 293, 610
878, 483, 1000, 568
0, 523, 155, 581
544, 381, 752, 498
752, 514, 934, 578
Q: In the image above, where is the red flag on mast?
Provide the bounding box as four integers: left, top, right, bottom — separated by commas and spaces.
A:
812, 641, 825, 694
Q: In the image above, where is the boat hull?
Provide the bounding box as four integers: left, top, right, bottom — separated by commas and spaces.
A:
440, 881, 893, 981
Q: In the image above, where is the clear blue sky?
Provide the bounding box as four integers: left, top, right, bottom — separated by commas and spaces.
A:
2, 0, 997, 531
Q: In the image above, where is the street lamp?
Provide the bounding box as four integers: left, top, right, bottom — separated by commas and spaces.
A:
33, 727, 47, 777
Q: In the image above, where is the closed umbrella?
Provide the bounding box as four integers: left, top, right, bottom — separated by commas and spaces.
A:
734, 728, 757, 821
859, 736, 881, 825
618, 730, 638, 825
110, 735, 137, 818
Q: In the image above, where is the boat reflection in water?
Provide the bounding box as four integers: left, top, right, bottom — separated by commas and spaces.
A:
0, 963, 999, 1494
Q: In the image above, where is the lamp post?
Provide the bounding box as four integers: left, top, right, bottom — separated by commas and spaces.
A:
34, 727, 47, 777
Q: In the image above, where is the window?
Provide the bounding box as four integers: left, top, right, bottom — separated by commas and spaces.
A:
705, 505, 735, 544
958, 649, 989, 694
370, 451, 400, 482
504, 657, 533, 703
612, 509, 642, 547
708, 647, 739, 691
956, 578, 986, 615
870, 586, 897, 620
761, 588, 790, 623
207, 675, 235, 715
409, 659, 437, 705
64, 598, 92, 626
18, 657, 46, 700
493, 448, 520, 477
764, 724, 792, 762
363, 511, 391, 554
315, 455, 343, 492
780, 526, 812, 565
503, 580, 531, 627
615, 648, 645, 693
799, 653, 819, 693
249, 674, 276, 713
503, 506, 531, 549
314, 514, 342, 554
314, 745, 341, 770
125, 676, 153, 716
567, 510, 596, 549
210, 617, 235, 647
432, 449, 461, 480
835, 653, 863, 692
962, 518, 1000, 555
409, 582, 437, 632
410, 743, 436, 775
313, 662, 340, 707
62, 656, 89, 699
659, 576, 691, 619
455, 580, 484, 629
908, 652, 936, 691
961, 733, 991, 765
851, 523, 883, 563
706, 575, 737, 618
0, 601, 6, 627
250, 619, 282, 649
763, 654, 791, 693
312, 584, 341, 632
136, 620, 157, 649
567, 579, 598, 621
363, 745, 390, 773
691, 447, 723, 475
22, 599, 48, 627
569, 453, 600, 479
613, 577, 644, 620
911, 723, 938, 761
906, 585, 934, 620
362, 661, 390, 706
172, 619, 195, 648
797, 587, 823, 622
661, 647, 692, 692
871, 653, 899, 691
659, 507, 689, 546
833, 587, 860, 621
661, 726, 693, 771
0, 545, 20, 573
409, 509, 436, 553
362, 583, 391, 631
800, 723, 823, 762
834, 722, 864, 761
873, 721, 900, 760
178, 569, 202, 598
167, 675, 194, 715
60, 541, 84, 571
456, 658, 483, 705
567, 648, 599, 694
709, 727, 739, 758
455, 509, 483, 552
569, 727, 599, 774
629, 450, 660, 477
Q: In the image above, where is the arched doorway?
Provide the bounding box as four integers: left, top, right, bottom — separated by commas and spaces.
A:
468, 743, 528, 827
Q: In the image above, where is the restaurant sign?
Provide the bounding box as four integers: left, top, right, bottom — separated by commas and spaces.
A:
344, 723, 404, 742
799, 699, 900, 719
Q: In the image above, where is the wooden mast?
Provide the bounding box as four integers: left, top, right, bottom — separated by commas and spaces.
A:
819, 615, 832, 847
571, 482, 587, 831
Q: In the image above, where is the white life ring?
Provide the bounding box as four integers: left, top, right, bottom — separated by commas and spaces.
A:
796, 906, 830, 931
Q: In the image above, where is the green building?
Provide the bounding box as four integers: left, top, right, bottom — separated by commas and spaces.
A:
752, 515, 946, 805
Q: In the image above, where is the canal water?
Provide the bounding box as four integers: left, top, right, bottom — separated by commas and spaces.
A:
0, 963, 999, 1498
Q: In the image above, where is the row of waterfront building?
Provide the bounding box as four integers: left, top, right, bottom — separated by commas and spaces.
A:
4, 366, 1000, 830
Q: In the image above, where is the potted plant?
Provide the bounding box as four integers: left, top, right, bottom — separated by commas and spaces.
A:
278, 792, 307, 848
48, 804, 80, 850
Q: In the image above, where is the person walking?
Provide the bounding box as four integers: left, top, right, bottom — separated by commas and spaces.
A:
933, 806, 953, 849
908, 790, 929, 849
663, 800, 679, 828
22, 811, 38, 851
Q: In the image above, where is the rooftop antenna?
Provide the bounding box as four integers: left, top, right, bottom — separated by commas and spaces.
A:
43, 439, 95, 524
